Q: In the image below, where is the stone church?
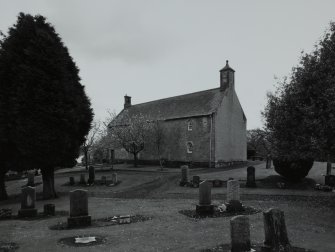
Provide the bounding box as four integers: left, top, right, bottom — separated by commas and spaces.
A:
110, 61, 247, 167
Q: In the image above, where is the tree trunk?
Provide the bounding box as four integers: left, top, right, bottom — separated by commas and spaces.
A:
84, 147, 88, 171
41, 168, 57, 200
0, 172, 8, 201
133, 153, 138, 167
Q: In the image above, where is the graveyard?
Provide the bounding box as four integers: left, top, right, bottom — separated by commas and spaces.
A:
0, 161, 334, 252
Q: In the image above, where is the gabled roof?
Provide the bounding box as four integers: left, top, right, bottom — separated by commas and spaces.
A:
115, 87, 226, 122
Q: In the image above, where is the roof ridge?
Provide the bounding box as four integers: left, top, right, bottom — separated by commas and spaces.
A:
131, 87, 220, 107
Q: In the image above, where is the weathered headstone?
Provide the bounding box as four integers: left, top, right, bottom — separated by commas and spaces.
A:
179, 165, 189, 186
88, 166, 95, 185
192, 175, 200, 187
230, 215, 251, 252
18, 186, 37, 217
325, 175, 335, 187
226, 180, 243, 212
246, 166, 256, 188
69, 177, 75, 186
326, 162, 332, 175
227, 180, 240, 202
67, 189, 91, 228
27, 172, 34, 187
263, 208, 291, 252
112, 173, 118, 184
101, 176, 107, 185
79, 174, 86, 185
44, 204, 55, 216
196, 180, 214, 215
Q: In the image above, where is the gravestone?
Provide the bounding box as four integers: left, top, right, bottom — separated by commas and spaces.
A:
326, 162, 332, 175
67, 189, 91, 228
44, 204, 55, 216
79, 174, 86, 185
192, 175, 200, 187
27, 172, 34, 187
179, 165, 189, 186
18, 186, 37, 217
226, 180, 243, 212
246, 166, 256, 187
325, 175, 335, 187
88, 166, 95, 185
101, 176, 107, 185
196, 180, 214, 215
263, 208, 291, 252
230, 215, 251, 252
69, 177, 75, 186
112, 173, 118, 184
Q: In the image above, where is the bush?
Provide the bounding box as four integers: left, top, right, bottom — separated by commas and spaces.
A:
273, 158, 314, 181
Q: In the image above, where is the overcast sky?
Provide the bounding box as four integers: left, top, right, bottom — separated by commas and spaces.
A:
1, 1, 335, 129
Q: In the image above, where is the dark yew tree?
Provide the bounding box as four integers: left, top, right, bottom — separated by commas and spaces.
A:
0, 13, 93, 199
263, 22, 335, 180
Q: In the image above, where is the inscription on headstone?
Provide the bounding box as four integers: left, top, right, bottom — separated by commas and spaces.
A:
67, 189, 91, 228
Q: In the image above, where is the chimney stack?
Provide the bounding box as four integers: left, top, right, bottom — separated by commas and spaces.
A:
124, 95, 131, 109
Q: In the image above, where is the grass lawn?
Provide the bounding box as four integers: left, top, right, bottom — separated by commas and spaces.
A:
0, 162, 334, 252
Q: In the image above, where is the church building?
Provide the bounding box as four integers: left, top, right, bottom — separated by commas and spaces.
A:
111, 61, 247, 167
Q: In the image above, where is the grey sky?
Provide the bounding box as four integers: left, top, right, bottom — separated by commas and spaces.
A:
1, 1, 335, 129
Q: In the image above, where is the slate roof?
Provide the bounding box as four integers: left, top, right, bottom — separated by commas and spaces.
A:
116, 87, 226, 122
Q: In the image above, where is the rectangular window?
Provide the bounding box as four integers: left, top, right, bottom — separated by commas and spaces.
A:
187, 141, 193, 153
188, 121, 192, 131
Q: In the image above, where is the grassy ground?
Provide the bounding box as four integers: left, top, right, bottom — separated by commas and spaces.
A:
0, 161, 334, 252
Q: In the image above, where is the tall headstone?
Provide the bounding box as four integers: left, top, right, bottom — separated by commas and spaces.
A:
263, 208, 291, 252
79, 174, 86, 185
88, 166, 95, 185
67, 189, 91, 228
192, 175, 200, 187
326, 162, 332, 175
226, 180, 243, 212
27, 172, 34, 187
112, 173, 118, 184
179, 165, 189, 186
246, 166, 256, 187
230, 215, 251, 252
227, 180, 240, 202
196, 180, 214, 215
18, 186, 37, 217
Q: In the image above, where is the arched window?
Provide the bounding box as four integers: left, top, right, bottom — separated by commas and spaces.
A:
187, 141, 193, 153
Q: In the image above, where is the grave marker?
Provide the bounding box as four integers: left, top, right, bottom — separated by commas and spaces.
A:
27, 172, 34, 187
18, 186, 37, 217
227, 180, 240, 202
196, 180, 214, 215
263, 208, 291, 252
69, 177, 75, 186
79, 174, 86, 185
67, 189, 91, 228
180, 165, 189, 186
192, 175, 200, 187
246, 166, 256, 187
230, 215, 251, 252
44, 204, 55, 216
112, 173, 118, 184
88, 166, 95, 185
